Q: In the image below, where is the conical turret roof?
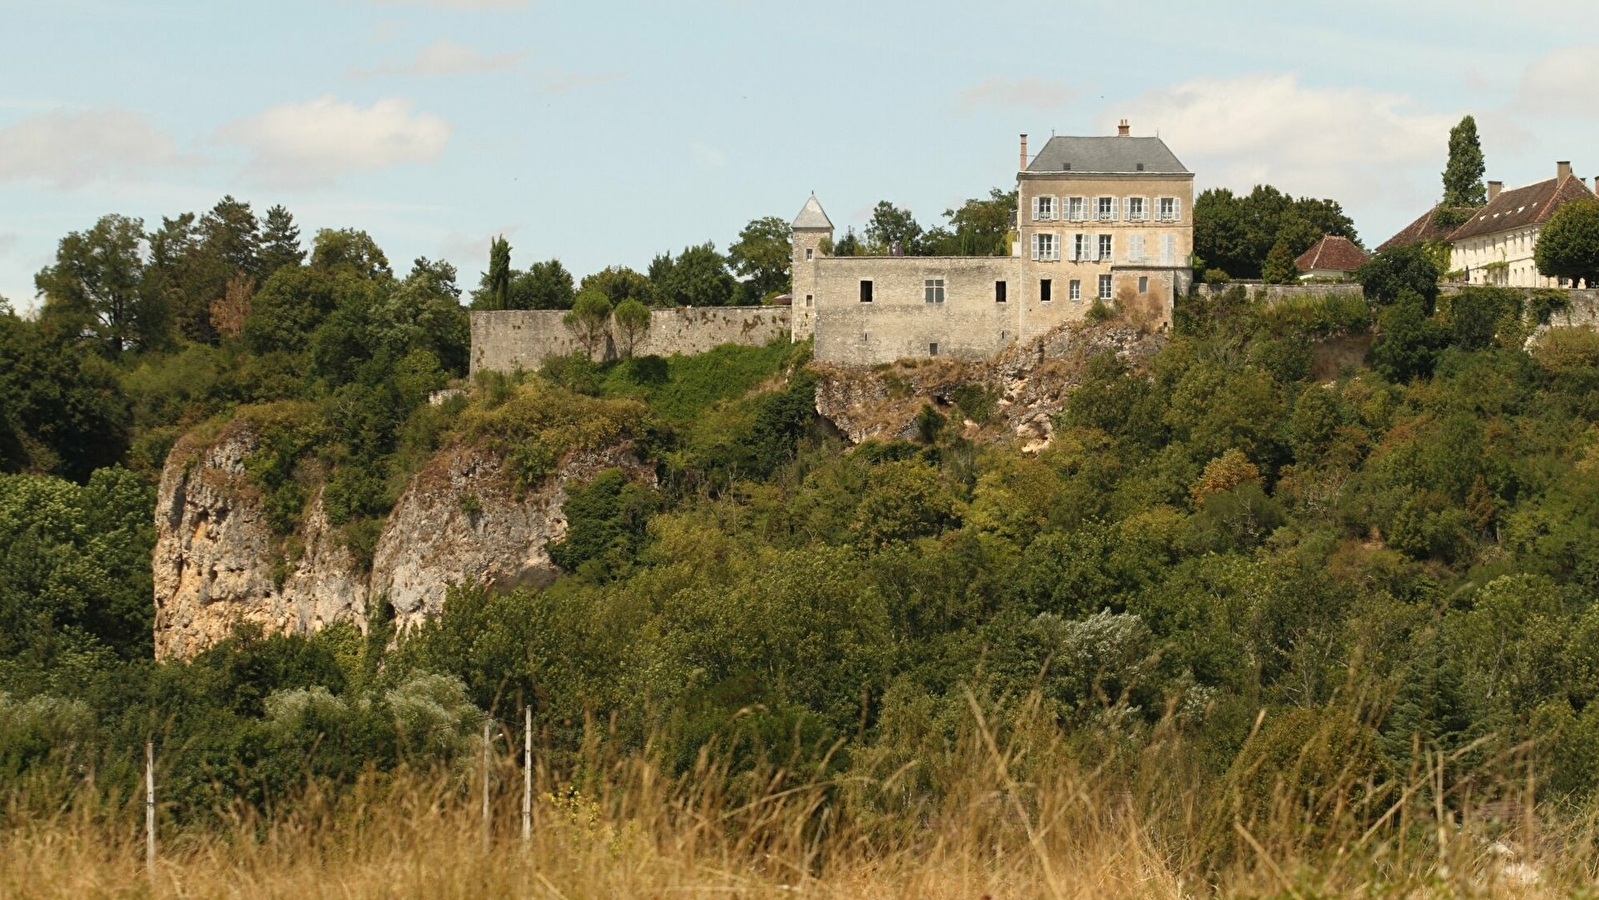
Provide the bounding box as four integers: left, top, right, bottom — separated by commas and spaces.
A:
792, 194, 833, 230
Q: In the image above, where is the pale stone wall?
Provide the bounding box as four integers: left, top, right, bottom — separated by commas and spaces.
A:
470, 306, 792, 374
791, 227, 828, 341
1452, 226, 1558, 287
812, 256, 1022, 365
1192, 282, 1365, 303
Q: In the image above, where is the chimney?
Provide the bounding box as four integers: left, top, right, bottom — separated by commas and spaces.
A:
1118, 119, 1130, 137
1488, 180, 1503, 202
1558, 160, 1572, 181
1019, 134, 1028, 171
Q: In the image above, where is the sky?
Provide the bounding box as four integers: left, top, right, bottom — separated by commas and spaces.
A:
4, 0, 1599, 309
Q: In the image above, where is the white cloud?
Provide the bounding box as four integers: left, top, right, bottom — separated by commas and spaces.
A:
361, 39, 526, 76
957, 77, 1078, 113
692, 141, 726, 168
0, 108, 189, 189
1112, 73, 1455, 206
219, 96, 451, 187
1518, 46, 1599, 117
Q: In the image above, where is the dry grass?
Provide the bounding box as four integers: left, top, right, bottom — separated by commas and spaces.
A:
4, 700, 1598, 899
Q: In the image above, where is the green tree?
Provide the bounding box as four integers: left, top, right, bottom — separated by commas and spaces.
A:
0, 312, 129, 481
511, 259, 576, 310
728, 216, 792, 301
650, 243, 737, 307
1535, 198, 1599, 288
1357, 244, 1441, 311
472, 236, 512, 311
563, 289, 612, 357
258, 205, 305, 276
612, 298, 651, 357
936, 188, 1017, 256
1262, 238, 1299, 284
580, 266, 655, 307
34, 214, 165, 355
1371, 290, 1449, 382
832, 228, 863, 257
310, 229, 392, 280
1442, 115, 1487, 208
864, 201, 923, 255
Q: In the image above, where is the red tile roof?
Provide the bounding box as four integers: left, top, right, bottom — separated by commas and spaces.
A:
1447, 175, 1595, 241
1295, 235, 1370, 273
1376, 205, 1473, 253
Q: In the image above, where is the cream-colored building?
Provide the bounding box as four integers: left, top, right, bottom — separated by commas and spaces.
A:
1450, 162, 1595, 287
793, 122, 1194, 366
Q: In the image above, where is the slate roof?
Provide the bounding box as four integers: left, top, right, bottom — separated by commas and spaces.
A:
1025, 136, 1189, 175
1376, 205, 1471, 253
792, 194, 833, 230
1447, 175, 1595, 241
1295, 235, 1369, 273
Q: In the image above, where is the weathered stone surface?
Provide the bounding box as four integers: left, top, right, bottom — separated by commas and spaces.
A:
813, 320, 1165, 449
153, 422, 648, 659
371, 443, 649, 633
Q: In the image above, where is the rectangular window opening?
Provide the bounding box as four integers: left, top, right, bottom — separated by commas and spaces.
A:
924, 278, 946, 303
805, 294, 813, 307
1040, 278, 1053, 303
929, 342, 940, 357
1138, 276, 1149, 293
859, 280, 873, 303
1069, 279, 1081, 302
995, 280, 1007, 303
805, 248, 814, 260
1098, 274, 1113, 300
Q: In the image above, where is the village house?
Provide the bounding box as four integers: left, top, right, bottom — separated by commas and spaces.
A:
792, 122, 1195, 366
1449, 162, 1596, 287
1294, 235, 1368, 280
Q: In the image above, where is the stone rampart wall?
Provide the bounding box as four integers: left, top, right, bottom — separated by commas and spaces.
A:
470, 307, 792, 374
1191, 281, 1364, 302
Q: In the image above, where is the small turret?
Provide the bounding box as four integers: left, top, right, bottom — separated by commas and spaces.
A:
790, 194, 833, 342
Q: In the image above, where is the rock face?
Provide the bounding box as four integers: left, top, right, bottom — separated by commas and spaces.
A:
814, 321, 1165, 448
153, 423, 647, 659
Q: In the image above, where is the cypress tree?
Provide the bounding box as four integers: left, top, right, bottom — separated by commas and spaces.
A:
484, 236, 511, 310
1442, 115, 1487, 208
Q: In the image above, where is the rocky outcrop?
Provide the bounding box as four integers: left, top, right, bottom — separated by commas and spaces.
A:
153, 423, 647, 659
813, 321, 1166, 449
372, 444, 650, 632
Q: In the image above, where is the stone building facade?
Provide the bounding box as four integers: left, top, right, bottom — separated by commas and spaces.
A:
1450, 163, 1596, 288
795, 122, 1194, 366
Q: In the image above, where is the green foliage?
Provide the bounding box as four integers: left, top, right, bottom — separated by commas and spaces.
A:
1261, 238, 1299, 284
727, 216, 792, 301
35, 214, 167, 355
864, 201, 924, 255
1356, 244, 1441, 311
563, 289, 613, 358
611, 298, 651, 357
0, 312, 130, 481
547, 468, 659, 580
512, 258, 576, 310
1442, 115, 1488, 208
454, 376, 644, 490
1194, 186, 1360, 281
649, 243, 738, 307
1535, 198, 1599, 288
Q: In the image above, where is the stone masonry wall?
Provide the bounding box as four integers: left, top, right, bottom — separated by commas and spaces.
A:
812, 256, 1023, 366
470, 306, 792, 375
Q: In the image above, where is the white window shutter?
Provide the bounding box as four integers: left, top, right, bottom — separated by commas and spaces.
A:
1031, 197, 1039, 221
1031, 234, 1040, 261
1174, 198, 1182, 219
1054, 197, 1062, 220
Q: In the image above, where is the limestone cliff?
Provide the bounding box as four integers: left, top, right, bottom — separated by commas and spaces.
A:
153, 423, 647, 659
813, 321, 1166, 450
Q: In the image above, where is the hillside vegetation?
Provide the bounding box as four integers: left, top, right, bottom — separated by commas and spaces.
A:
7, 220, 1599, 893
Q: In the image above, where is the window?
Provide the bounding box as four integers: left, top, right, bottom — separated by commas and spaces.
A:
1098, 274, 1113, 300
929, 342, 940, 357
1066, 196, 1087, 221
1031, 233, 1060, 261
1157, 197, 1181, 222
805, 294, 813, 307
1040, 278, 1052, 303
1160, 234, 1176, 266
924, 278, 946, 303
995, 280, 1007, 303
805, 248, 814, 260
1073, 233, 1089, 261
1138, 276, 1149, 293
1031, 196, 1057, 221
1096, 196, 1117, 221
1128, 234, 1145, 262
1069, 279, 1081, 301
859, 280, 873, 303
1126, 197, 1148, 221
1097, 234, 1113, 261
